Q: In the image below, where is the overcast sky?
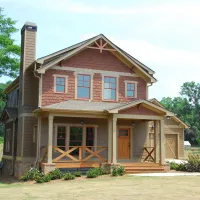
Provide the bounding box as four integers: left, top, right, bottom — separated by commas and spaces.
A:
1, 0, 200, 100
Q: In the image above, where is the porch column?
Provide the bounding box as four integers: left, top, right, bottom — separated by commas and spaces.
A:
154, 120, 159, 163
112, 116, 117, 164
48, 115, 54, 163
159, 119, 165, 165
108, 117, 112, 163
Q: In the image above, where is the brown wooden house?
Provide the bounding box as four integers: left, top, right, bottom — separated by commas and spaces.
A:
0, 22, 188, 177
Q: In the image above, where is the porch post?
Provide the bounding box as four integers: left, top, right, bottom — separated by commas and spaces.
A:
154, 120, 159, 163
112, 115, 117, 164
47, 115, 54, 164
108, 117, 112, 163
159, 119, 165, 165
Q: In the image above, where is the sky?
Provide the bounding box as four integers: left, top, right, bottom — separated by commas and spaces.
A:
1, 0, 200, 100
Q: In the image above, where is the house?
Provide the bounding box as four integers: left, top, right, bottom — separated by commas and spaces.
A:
0, 22, 188, 178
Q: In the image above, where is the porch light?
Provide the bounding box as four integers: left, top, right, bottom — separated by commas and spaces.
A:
167, 116, 171, 120
80, 120, 84, 125
151, 124, 154, 130
132, 121, 136, 128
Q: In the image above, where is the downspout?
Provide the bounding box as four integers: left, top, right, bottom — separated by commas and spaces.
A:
10, 118, 16, 175
147, 83, 153, 99
33, 62, 42, 168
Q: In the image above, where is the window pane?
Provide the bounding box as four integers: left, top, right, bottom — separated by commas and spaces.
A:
127, 91, 134, 97
119, 129, 129, 136
84, 75, 90, 81
83, 81, 90, 87
56, 85, 65, 92
70, 127, 83, 154
104, 83, 110, 88
78, 81, 84, 87
104, 89, 112, 99
110, 77, 116, 83
78, 87, 90, 98
78, 75, 84, 81
86, 127, 94, 147
104, 77, 109, 83
111, 90, 116, 100
111, 83, 116, 89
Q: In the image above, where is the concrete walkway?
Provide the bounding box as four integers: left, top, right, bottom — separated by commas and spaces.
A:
129, 172, 200, 177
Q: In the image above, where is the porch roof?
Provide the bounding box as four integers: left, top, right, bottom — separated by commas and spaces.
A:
39, 99, 172, 116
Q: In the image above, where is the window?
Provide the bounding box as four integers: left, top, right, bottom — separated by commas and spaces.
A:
104, 76, 116, 100
5, 129, 11, 152
77, 75, 91, 99
127, 83, 135, 97
86, 127, 94, 148
125, 81, 137, 98
57, 127, 66, 150
70, 127, 83, 155
56, 77, 65, 93
53, 74, 68, 93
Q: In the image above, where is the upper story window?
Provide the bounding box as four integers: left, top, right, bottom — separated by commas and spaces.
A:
5, 129, 11, 152
125, 81, 138, 98
53, 75, 68, 93
104, 76, 116, 101
77, 74, 91, 99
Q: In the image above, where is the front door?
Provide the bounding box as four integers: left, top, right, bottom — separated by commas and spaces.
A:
118, 128, 130, 159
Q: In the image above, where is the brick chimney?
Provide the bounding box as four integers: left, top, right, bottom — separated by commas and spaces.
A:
19, 22, 37, 107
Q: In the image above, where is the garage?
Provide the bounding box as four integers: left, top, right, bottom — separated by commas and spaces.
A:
165, 134, 178, 159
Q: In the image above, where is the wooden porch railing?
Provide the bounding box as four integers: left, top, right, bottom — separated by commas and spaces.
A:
40, 146, 107, 163
143, 147, 155, 162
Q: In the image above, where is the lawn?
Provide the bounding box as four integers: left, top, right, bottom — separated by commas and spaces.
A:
1, 175, 200, 200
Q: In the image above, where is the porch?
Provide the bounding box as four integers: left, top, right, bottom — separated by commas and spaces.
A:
38, 112, 165, 172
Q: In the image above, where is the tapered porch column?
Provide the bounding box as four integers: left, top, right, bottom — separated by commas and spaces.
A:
159, 119, 165, 165
108, 117, 112, 163
48, 115, 54, 163
112, 116, 117, 164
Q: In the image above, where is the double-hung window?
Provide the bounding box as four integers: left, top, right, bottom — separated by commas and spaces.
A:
56, 77, 66, 93
77, 74, 91, 99
125, 81, 137, 98
104, 76, 116, 101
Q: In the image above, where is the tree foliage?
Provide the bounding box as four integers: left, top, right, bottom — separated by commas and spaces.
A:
161, 82, 200, 145
0, 8, 20, 78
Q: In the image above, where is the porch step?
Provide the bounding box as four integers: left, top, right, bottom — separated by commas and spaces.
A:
121, 162, 166, 174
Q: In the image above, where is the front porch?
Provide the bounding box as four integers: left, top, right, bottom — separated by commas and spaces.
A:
38, 111, 166, 173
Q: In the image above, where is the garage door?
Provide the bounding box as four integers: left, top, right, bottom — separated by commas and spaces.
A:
165, 134, 178, 159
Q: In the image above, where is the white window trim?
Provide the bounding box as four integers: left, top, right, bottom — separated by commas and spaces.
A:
5, 129, 11, 153
124, 80, 138, 98
53, 74, 68, 93
74, 72, 93, 100
102, 75, 119, 101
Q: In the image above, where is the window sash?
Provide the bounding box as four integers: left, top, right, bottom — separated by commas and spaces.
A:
127, 83, 135, 97
104, 76, 116, 100
77, 75, 91, 99
56, 77, 65, 92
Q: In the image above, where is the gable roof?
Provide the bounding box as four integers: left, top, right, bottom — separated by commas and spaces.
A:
149, 98, 189, 128
36, 34, 156, 83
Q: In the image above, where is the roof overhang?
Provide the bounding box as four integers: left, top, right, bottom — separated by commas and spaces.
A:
108, 100, 172, 115
37, 34, 156, 83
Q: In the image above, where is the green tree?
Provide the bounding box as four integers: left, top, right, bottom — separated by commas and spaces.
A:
161, 82, 200, 145
0, 8, 20, 78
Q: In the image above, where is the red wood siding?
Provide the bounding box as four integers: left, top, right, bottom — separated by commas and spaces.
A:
62, 48, 133, 73
41, 49, 147, 106
119, 106, 160, 116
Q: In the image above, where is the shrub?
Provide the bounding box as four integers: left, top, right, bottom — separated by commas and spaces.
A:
35, 174, 51, 183
86, 168, 99, 178
98, 167, 109, 175
185, 154, 200, 172
74, 171, 82, 177
48, 169, 63, 180
170, 162, 179, 170
117, 166, 125, 176
111, 166, 125, 176
175, 163, 186, 171
21, 168, 42, 181
64, 172, 75, 180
